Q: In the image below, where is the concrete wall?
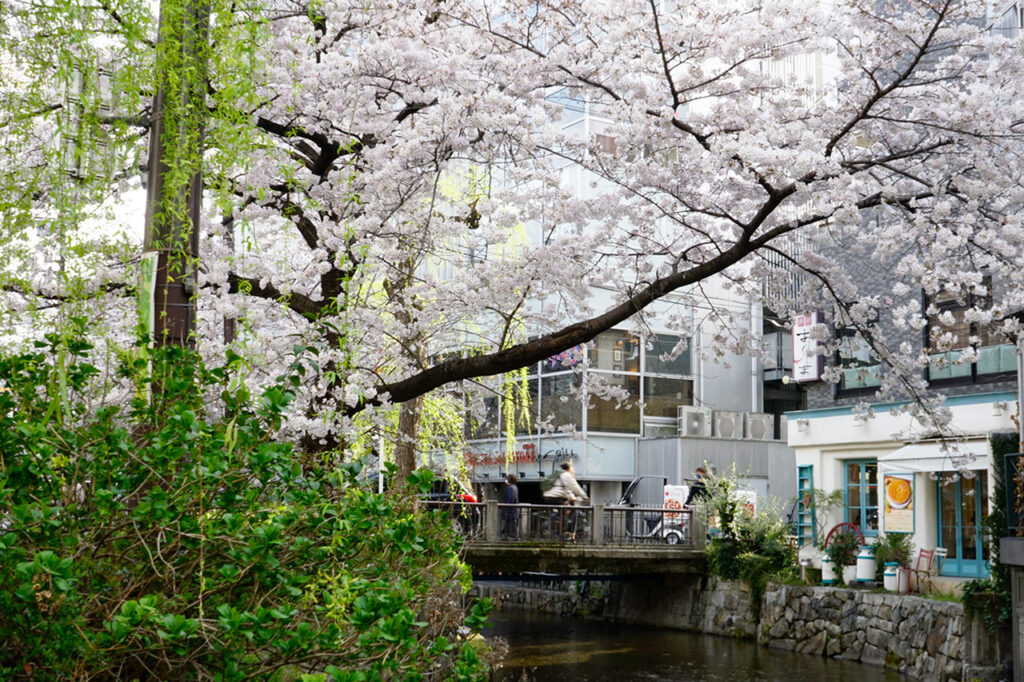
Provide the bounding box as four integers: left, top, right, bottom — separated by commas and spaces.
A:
638, 437, 797, 513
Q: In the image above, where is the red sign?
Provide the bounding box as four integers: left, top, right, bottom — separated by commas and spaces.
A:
465, 443, 537, 468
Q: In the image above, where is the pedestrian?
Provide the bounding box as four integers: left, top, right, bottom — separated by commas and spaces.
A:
684, 466, 708, 507
542, 461, 588, 540
500, 473, 519, 539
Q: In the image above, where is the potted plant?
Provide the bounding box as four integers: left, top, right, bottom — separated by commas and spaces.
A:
826, 529, 861, 585
873, 532, 913, 568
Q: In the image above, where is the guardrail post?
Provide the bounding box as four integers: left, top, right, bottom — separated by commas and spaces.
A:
592, 504, 604, 545
693, 509, 707, 549
485, 500, 498, 542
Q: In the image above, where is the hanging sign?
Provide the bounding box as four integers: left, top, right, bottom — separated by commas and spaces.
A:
792, 311, 824, 382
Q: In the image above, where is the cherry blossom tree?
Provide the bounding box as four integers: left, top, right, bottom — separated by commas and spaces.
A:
3, 0, 1024, 463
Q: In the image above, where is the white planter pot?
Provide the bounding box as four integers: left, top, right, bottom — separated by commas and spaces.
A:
821, 557, 837, 585
842, 565, 857, 586
856, 545, 877, 582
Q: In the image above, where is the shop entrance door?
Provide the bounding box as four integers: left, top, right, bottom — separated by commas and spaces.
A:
937, 470, 989, 578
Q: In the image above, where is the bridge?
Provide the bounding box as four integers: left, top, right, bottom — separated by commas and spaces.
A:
426, 501, 707, 576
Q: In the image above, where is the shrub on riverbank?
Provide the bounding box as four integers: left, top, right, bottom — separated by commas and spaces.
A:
0, 332, 492, 680
701, 468, 795, 615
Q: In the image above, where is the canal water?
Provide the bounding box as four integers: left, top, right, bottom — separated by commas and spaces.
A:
485, 610, 904, 681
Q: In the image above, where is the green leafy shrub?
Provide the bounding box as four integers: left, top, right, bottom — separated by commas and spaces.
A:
825, 528, 861, 571
872, 532, 913, 568
0, 331, 492, 680
702, 468, 796, 616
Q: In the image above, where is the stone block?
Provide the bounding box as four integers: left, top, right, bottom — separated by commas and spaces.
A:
861, 643, 885, 665
768, 616, 790, 639
866, 628, 890, 648
841, 640, 864, 660
795, 629, 826, 655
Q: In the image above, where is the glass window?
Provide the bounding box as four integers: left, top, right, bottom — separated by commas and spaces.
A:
542, 344, 585, 374
642, 377, 693, 419
587, 374, 640, 433
590, 330, 640, 373
467, 395, 499, 439
938, 471, 990, 578
837, 333, 881, 391
925, 280, 1012, 382
845, 460, 878, 537
539, 373, 582, 430
644, 333, 691, 376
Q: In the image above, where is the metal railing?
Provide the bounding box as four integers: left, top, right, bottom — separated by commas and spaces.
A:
428, 500, 705, 548
420, 500, 486, 541
603, 506, 696, 545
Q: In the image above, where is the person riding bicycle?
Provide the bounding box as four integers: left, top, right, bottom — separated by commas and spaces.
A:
542, 461, 588, 540
543, 461, 588, 506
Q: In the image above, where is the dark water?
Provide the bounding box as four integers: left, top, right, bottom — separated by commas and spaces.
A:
485, 609, 904, 681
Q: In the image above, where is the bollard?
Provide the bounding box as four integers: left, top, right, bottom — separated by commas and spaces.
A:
692, 510, 707, 549
592, 504, 604, 545
485, 499, 498, 542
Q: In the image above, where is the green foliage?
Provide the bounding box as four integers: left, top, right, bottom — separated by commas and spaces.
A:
825, 529, 861, 570
0, 336, 492, 680
872, 533, 913, 569
959, 431, 1015, 632
702, 467, 796, 617
804, 488, 844, 547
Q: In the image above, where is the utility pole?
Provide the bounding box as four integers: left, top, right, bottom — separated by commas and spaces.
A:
139, 0, 210, 348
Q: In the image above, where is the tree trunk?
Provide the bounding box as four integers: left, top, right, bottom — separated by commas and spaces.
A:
394, 394, 423, 484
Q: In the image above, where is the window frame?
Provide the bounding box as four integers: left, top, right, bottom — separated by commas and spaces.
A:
844, 459, 879, 538
923, 282, 1014, 386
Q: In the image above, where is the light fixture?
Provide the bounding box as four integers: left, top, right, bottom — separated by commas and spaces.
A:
796, 418, 809, 432
781, 375, 792, 385
993, 401, 1008, 416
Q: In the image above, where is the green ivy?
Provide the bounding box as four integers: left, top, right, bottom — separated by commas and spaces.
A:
0, 335, 493, 680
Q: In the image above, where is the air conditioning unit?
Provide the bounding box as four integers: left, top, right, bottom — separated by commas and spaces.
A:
744, 412, 775, 440
677, 405, 712, 437
713, 410, 743, 439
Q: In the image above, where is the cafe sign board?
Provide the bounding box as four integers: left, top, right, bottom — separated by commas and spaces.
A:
882, 473, 914, 533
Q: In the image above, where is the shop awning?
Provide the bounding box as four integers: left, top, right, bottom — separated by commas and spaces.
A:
877, 441, 990, 473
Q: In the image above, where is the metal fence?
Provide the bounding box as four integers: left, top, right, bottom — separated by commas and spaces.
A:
422, 500, 703, 548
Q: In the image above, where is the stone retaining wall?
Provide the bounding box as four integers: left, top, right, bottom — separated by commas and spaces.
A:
474, 579, 1007, 681
759, 585, 972, 681
470, 580, 609, 619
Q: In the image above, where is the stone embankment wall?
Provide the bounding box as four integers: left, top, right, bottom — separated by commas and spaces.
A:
471, 580, 609, 619
474, 578, 1006, 682
759, 585, 978, 681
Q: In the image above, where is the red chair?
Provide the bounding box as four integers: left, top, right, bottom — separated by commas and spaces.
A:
908, 548, 935, 593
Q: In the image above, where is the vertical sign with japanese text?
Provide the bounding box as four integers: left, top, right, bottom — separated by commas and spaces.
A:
792, 311, 823, 383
